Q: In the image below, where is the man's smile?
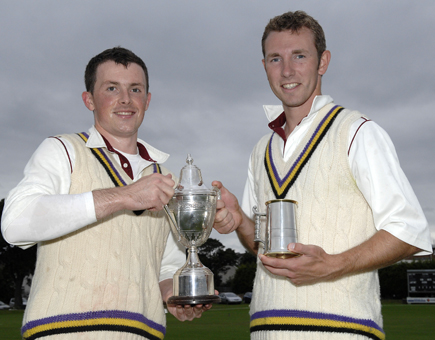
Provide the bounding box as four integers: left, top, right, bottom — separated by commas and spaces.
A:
114, 111, 136, 116
282, 83, 299, 90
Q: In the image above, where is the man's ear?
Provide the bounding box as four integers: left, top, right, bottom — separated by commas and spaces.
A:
82, 91, 95, 111
318, 50, 331, 76
144, 92, 152, 112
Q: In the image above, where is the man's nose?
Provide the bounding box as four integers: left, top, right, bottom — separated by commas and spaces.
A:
282, 60, 295, 77
119, 89, 131, 104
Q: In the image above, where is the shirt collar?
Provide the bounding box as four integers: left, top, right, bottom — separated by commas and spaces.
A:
85, 126, 170, 164
263, 95, 334, 123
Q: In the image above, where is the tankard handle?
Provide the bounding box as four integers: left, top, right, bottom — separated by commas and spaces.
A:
253, 206, 266, 245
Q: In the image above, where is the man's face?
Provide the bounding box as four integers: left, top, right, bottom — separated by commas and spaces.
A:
262, 28, 329, 113
82, 61, 151, 142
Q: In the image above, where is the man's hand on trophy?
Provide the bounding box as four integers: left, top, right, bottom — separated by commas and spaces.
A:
160, 279, 215, 321
127, 173, 175, 212
212, 181, 243, 234
93, 173, 175, 219
166, 303, 213, 322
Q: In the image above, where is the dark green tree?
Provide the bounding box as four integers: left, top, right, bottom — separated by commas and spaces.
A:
230, 251, 257, 294
238, 250, 257, 266
379, 259, 435, 299
0, 199, 37, 309
232, 262, 257, 294
198, 238, 239, 287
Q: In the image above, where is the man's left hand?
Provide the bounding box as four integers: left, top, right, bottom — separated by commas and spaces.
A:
166, 304, 212, 322
160, 278, 214, 321
259, 230, 421, 286
259, 243, 342, 286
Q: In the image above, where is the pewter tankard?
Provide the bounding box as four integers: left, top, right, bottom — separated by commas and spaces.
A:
253, 199, 300, 259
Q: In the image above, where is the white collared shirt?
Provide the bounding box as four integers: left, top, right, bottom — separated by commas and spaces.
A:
241, 96, 432, 255
1, 126, 185, 281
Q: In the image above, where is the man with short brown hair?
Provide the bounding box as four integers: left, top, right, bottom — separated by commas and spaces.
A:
213, 11, 432, 340
2, 47, 211, 340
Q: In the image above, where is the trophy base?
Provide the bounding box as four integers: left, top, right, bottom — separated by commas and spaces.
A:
167, 294, 221, 306
265, 251, 301, 259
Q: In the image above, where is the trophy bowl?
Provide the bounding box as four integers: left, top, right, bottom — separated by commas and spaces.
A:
164, 154, 221, 305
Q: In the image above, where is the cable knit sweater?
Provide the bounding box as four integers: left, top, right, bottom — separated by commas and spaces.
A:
249, 104, 385, 340
21, 133, 172, 340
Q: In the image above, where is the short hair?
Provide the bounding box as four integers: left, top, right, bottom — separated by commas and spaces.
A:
261, 11, 326, 64
84, 47, 149, 94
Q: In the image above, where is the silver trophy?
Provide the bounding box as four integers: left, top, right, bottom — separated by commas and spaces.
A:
253, 199, 301, 259
164, 154, 221, 305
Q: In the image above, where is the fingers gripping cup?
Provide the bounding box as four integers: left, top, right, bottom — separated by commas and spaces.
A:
253, 199, 300, 259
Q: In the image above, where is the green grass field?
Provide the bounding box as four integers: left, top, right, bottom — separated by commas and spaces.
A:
1, 303, 434, 340
165, 304, 251, 339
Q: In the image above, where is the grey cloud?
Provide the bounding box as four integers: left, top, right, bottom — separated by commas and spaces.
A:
1, 0, 434, 252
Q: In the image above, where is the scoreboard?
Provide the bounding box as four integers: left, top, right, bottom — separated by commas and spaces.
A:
407, 270, 435, 294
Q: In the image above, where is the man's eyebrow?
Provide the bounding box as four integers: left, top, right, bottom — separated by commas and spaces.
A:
130, 82, 145, 87
266, 52, 281, 58
292, 49, 309, 55
102, 81, 145, 87
102, 80, 120, 86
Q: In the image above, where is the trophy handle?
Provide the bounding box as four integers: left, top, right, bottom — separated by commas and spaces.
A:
253, 205, 266, 245
164, 205, 180, 234
212, 185, 221, 200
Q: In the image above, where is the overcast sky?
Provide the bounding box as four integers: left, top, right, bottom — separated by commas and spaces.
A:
1, 0, 434, 253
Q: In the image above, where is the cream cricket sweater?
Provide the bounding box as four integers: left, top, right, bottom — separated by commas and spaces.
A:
249, 104, 385, 340
22, 133, 172, 340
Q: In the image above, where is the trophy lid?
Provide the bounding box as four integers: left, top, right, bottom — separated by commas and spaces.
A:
175, 154, 212, 194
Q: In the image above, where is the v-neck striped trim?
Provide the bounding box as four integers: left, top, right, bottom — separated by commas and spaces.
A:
264, 105, 344, 199
77, 132, 162, 216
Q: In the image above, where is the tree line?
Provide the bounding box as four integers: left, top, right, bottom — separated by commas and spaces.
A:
0, 199, 37, 308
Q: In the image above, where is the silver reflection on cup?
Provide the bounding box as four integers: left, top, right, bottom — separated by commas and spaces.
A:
164, 154, 221, 305
253, 199, 300, 259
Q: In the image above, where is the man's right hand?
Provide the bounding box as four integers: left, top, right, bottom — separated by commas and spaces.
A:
212, 180, 258, 254
93, 173, 175, 219
127, 173, 175, 212
212, 181, 243, 234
